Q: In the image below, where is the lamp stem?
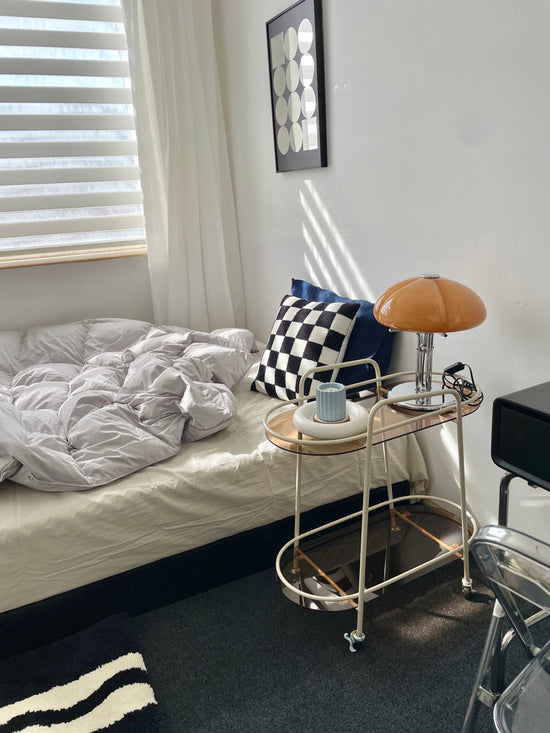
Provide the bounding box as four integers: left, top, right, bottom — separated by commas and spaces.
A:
415, 332, 434, 403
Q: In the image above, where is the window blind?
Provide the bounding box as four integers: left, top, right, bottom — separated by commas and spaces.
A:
0, 0, 146, 265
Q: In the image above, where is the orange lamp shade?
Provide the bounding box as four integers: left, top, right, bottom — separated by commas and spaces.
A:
373, 274, 486, 333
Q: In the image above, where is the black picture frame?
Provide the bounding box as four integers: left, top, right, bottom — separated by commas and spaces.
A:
266, 0, 327, 173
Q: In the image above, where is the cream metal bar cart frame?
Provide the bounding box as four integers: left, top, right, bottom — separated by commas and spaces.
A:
263, 358, 481, 652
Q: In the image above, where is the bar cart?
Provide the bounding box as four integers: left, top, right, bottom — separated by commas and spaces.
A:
264, 358, 482, 652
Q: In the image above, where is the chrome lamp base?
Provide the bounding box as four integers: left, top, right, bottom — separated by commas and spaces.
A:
386, 330, 454, 411
386, 380, 454, 411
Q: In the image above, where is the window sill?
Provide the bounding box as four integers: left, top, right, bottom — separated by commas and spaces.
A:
0, 243, 148, 269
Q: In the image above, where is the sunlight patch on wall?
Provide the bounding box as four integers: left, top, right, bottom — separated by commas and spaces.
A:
300, 180, 376, 302
439, 422, 473, 487
301, 220, 327, 286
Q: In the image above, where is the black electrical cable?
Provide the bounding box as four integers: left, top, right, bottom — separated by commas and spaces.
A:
442, 361, 483, 405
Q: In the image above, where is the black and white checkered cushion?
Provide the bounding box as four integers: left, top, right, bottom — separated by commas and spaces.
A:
251, 295, 360, 400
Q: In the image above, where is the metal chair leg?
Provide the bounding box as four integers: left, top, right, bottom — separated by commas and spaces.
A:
461, 600, 506, 733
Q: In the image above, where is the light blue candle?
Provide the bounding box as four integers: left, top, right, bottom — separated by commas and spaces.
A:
316, 382, 346, 422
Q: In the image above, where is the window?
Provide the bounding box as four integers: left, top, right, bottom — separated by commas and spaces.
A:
0, 0, 146, 267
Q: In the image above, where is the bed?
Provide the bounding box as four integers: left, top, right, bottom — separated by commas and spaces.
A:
0, 308, 428, 655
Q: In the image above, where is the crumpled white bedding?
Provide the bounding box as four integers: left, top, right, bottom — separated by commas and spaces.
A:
0, 318, 256, 491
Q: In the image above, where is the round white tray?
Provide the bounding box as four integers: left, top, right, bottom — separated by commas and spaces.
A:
292, 400, 369, 439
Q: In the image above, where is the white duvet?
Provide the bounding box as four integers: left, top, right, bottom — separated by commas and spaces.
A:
0, 318, 256, 491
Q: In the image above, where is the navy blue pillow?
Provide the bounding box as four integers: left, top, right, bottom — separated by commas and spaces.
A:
291, 279, 395, 389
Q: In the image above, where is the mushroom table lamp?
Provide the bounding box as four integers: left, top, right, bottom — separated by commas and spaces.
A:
373, 274, 486, 410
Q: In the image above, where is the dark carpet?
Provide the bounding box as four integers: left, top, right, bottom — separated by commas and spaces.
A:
133, 560, 544, 733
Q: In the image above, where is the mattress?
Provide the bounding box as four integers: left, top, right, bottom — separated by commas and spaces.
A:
0, 362, 428, 614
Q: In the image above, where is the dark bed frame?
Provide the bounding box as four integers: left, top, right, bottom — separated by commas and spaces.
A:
0, 481, 411, 659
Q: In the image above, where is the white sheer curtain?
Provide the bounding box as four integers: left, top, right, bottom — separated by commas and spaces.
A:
122, 0, 245, 331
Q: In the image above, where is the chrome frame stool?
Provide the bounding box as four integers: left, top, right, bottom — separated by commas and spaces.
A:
461, 525, 550, 732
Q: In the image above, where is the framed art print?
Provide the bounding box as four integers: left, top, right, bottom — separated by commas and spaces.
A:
266, 0, 327, 173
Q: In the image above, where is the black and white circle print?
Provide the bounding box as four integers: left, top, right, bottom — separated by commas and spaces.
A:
270, 17, 318, 157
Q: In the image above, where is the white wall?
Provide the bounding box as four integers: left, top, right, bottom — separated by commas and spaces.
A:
0, 256, 154, 331
215, 0, 550, 539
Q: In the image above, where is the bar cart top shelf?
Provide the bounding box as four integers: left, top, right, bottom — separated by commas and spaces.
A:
264, 378, 482, 457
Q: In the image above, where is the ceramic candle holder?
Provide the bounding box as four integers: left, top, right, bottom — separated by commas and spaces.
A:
316, 382, 346, 422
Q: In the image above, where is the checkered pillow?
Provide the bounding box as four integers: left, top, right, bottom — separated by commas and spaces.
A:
251, 295, 360, 400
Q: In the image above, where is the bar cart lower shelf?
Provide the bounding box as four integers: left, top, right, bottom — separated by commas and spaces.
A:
278, 500, 472, 612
